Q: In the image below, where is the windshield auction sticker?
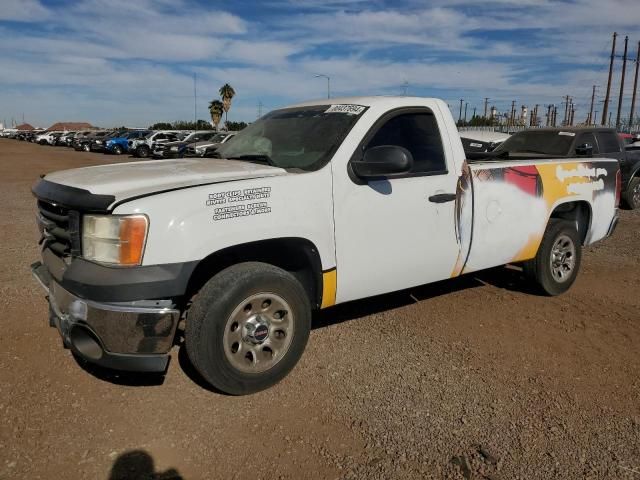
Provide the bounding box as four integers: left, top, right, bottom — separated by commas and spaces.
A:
324, 104, 366, 115
206, 187, 272, 221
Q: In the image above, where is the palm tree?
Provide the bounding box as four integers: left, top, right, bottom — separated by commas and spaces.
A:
219, 84, 236, 126
209, 100, 224, 131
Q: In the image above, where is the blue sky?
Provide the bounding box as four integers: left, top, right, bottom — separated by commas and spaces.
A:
1, 0, 639, 128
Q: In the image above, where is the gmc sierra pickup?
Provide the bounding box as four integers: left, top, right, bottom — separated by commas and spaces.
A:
31, 97, 621, 395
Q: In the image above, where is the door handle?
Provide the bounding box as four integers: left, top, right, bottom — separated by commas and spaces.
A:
428, 193, 457, 203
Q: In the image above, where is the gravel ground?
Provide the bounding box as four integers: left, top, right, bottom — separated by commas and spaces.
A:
0, 138, 638, 479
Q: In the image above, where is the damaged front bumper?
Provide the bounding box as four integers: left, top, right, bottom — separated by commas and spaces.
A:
31, 261, 180, 373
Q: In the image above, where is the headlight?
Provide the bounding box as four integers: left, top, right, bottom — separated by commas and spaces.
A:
82, 214, 148, 266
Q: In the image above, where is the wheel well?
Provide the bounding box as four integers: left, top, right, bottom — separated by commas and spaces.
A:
549, 201, 591, 244
184, 237, 323, 309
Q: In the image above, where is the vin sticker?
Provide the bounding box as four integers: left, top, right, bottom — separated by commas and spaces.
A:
325, 104, 366, 115
470, 142, 483, 148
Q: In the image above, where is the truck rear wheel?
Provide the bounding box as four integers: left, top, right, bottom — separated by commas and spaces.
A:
186, 262, 311, 395
622, 177, 640, 210
523, 219, 581, 296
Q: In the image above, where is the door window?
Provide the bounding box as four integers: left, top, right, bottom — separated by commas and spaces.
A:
596, 132, 621, 153
365, 112, 447, 174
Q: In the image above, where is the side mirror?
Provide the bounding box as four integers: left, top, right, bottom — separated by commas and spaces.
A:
576, 143, 593, 157
351, 145, 414, 179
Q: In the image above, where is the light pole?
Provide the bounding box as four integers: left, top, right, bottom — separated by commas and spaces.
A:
314, 74, 331, 99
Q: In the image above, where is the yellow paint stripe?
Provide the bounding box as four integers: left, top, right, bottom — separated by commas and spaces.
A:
321, 269, 337, 309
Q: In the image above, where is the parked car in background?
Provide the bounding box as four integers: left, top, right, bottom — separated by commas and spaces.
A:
36, 131, 63, 146
105, 130, 150, 155
90, 130, 126, 152
186, 131, 236, 157
129, 131, 183, 158
153, 131, 221, 159
74, 130, 109, 152
55, 132, 76, 146
470, 127, 640, 209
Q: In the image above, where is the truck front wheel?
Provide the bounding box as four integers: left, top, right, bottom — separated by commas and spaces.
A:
523, 219, 582, 296
186, 262, 311, 395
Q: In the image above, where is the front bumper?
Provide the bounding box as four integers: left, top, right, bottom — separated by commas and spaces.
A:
31, 261, 180, 373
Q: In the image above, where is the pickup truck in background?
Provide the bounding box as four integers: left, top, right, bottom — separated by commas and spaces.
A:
460, 130, 511, 153
470, 127, 640, 209
128, 131, 183, 158
31, 97, 620, 395
185, 131, 237, 157
152, 131, 222, 159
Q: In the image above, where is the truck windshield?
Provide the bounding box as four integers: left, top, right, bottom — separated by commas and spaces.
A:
493, 131, 574, 156
215, 105, 367, 171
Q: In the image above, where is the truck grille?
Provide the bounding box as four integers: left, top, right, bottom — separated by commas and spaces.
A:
37, 200, 81, 257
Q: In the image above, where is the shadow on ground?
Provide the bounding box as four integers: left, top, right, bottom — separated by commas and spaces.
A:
108, 450, 183, 480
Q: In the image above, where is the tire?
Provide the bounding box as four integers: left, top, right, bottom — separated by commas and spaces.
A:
186, 262, 311, 395
82, 143, 90, 152
136, 145, 150, 158
622, 177, 640, 210
523, 219, 581, 296
113, 145, 123, 155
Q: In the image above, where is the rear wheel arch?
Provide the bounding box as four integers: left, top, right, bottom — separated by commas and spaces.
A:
184, 237, 325, 309
548, 200, 592, 245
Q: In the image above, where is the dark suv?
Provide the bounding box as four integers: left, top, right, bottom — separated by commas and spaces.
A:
474, 127, 640, 209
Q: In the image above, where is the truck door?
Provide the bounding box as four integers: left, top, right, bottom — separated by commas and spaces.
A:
333, 107, 461, 303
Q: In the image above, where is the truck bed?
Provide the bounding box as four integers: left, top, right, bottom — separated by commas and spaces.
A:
452, 157, 619, 275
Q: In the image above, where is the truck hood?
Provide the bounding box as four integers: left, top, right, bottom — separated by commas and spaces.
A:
43, 158, 287, 207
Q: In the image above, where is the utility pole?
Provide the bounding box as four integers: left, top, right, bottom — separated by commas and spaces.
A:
458, 99, 464, 124
594, 110, 599, 124
629, 41, 640, 129
546, 104, 552, 126
616, 35, 629, 129
483, 97, 489, 118
472, 106, 476, 120
193, 72, 197, 129
553, 106, 558, 127
608, 111, 613, 126
257, 101, 263, 119
562, 95, 571, 126
464, 102, 468, 123
589, 85, 597, 125
602, 32, 618, 126
569, 106, 575, 126
509, 100, 516, 127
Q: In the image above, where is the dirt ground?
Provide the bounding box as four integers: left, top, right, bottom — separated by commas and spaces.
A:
0, 138, 638, 480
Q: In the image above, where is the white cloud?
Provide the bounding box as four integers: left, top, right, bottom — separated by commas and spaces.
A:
0, 0, 50, 21
1, 0, 639, 126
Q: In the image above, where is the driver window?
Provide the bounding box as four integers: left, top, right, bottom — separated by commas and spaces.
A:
366, 112, 447, 174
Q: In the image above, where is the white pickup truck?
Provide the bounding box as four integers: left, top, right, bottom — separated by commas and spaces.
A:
31, 97, 620, 395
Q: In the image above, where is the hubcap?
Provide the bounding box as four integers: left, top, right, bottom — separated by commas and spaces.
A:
550, 234, 575, 283
222, 293, 294, 373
